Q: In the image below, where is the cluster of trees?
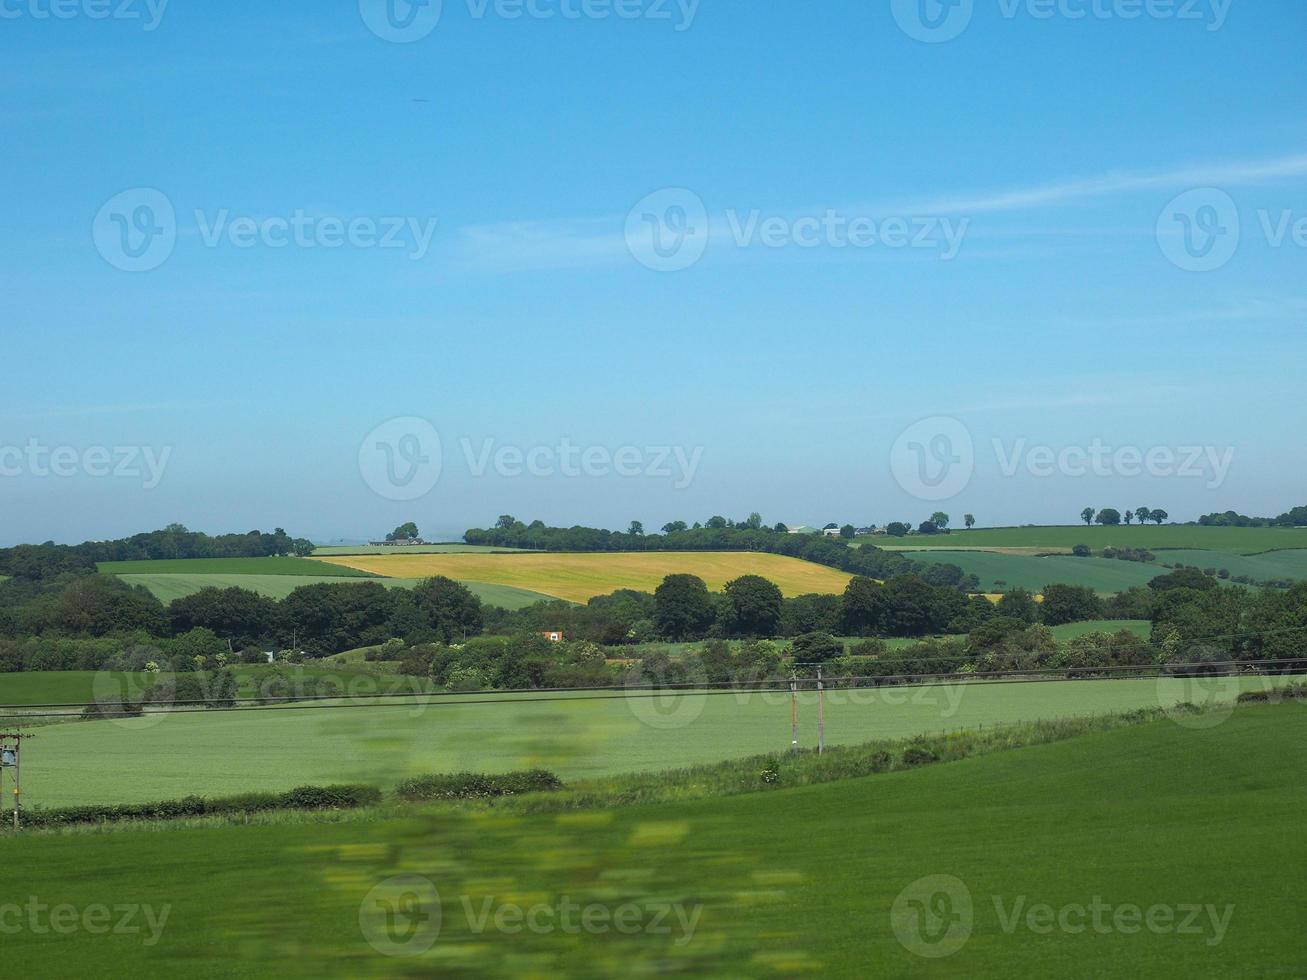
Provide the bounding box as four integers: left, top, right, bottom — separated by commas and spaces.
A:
1102, 547, 1156, 563
0, 524, 314, 582
1080, 508, 1168, 527
1198, 506, 1307, 527
0, 572, 486, 666
464, 516, 981, 591
488, 573, 1127, 648
385, 523, 421, 542
1149, 581, 1307, 665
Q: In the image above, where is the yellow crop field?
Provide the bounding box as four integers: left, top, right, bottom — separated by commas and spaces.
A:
312, 551, 854, 603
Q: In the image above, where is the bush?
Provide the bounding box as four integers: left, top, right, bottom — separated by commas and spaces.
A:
80, 700, 144, 719
901, 741, 939, 767
1072, 544, 1091, 558
393, 769, 564, 801
18, 784, 381, 829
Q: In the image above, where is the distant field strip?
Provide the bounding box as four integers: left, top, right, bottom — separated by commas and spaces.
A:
115, 573, 553, 609
311, 544, 528, 555
858, 525, 1307, 554
1149, 548, 1307, 580
99, 557, 377, 577
315, 551, 855, 602
907, 551, 1163, 593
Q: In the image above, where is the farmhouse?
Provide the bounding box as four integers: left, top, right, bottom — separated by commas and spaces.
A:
541, 631, 564, 643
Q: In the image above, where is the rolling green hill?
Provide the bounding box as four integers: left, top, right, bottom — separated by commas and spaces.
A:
908, 551, 1163, 593
859, 524, 1307, 554
14, 672, 1304, 808
1, 704, 1302, 976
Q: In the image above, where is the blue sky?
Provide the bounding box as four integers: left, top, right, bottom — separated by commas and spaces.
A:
2, 1, 1305, 545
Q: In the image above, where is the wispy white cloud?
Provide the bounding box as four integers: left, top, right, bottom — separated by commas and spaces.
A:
890, 153, 1307, 217
449, 152, 1307, 273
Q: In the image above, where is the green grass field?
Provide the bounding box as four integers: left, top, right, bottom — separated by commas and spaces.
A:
112, 573, 554, 609
0, 666, 436, 707
13, 671, 1302, 808
1, 704, 1302, 976
1149, 548, 1307, 580
858, 524, 1307, 554
98, 557, 377, 577
908, 551, 1165, 593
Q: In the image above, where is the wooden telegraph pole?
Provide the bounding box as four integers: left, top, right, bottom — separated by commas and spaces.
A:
789, 673, 799, 754
817, 665, 826, 755
0, 732, 34, 831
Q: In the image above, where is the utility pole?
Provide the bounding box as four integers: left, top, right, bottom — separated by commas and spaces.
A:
0, 732, 34, 832
817, 665, 826, 755
789, 673, 799, 754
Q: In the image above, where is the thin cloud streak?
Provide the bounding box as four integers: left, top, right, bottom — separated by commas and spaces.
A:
450, 152, 1307, 273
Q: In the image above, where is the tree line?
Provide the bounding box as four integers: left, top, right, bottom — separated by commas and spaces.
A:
464, 516, 982, 591
0, 524, 314, 581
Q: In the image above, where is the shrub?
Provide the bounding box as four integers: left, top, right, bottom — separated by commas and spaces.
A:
1072, 544, 1091, 558
17, 784, 381, 829
80, 700, 143, 719
901, 741, 939, 767
393, 769, 564, 801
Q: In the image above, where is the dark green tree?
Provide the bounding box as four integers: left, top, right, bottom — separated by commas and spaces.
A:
652, 574, 715, 640
723, 575, 784, 637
